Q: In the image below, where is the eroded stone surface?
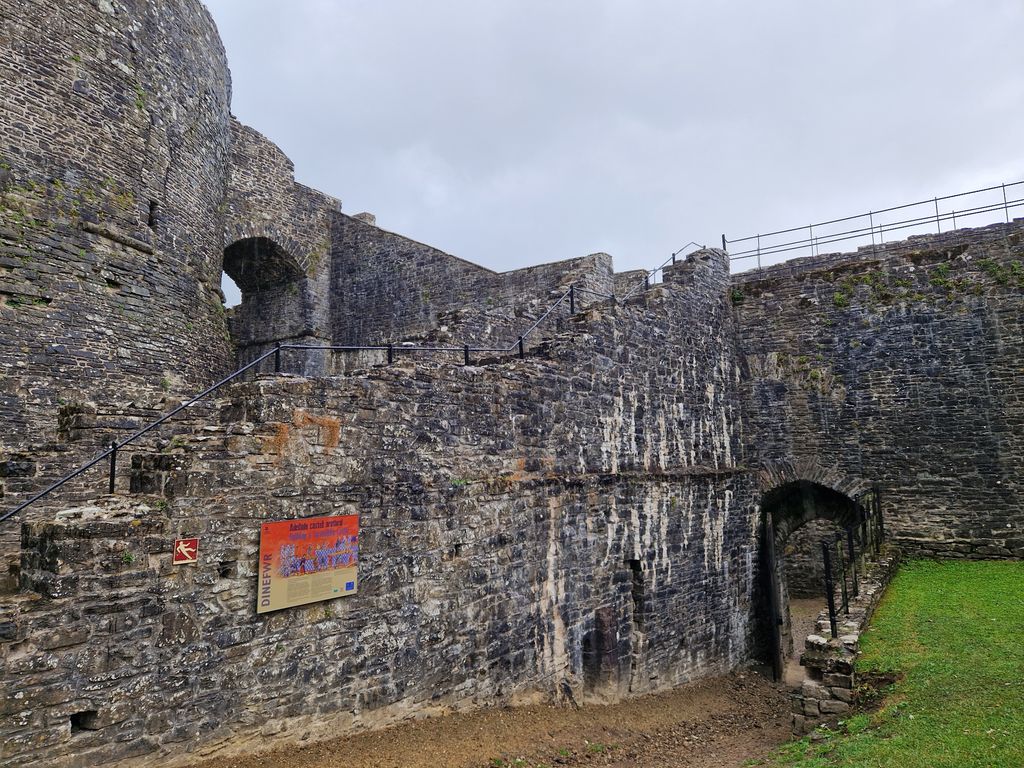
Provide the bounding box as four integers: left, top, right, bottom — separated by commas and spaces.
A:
0, 2, 1022, 765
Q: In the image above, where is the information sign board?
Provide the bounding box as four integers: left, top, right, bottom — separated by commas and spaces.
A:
257, 514, 359, 614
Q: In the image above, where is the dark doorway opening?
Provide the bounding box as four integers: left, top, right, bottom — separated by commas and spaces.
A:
757, 481, 860, 683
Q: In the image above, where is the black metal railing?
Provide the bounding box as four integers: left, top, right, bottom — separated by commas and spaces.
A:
820, 484, 884, 638
618, 241, 705, 300
0, 346, 281, 526
725, 180, 1024, 270
0, 243, 706, 528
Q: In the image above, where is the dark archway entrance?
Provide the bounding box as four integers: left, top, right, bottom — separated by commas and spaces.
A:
222, 236, 307, 367
758, 481, 860, 681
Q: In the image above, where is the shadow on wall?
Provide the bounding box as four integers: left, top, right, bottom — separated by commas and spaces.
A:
784, 519, 843, 599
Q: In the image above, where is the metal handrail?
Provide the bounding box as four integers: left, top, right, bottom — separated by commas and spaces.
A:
619, 242, 704, 301
1, 244, 706, 526
725, 180, 1023, 265
0, 346, 280, 525
730, 199, 1024, 260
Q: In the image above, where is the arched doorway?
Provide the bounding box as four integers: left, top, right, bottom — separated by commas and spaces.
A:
758, 480, 861, 682
221, 236, 307, 367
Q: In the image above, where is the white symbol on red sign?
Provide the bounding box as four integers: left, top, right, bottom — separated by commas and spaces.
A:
172, 537, 199, 565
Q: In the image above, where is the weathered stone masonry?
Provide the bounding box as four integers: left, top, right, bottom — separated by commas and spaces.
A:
0, 0, 613, 561
1, 1, 1023, 766
2, 250, 762, 767
735, 222, 1024, 560
0, 0, 244, 569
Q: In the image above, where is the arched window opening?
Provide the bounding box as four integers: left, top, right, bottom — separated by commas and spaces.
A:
222, 237, 303, 296
221, 236, 305, 364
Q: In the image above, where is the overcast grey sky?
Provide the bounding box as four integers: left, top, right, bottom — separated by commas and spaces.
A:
204, 0, 1024, 277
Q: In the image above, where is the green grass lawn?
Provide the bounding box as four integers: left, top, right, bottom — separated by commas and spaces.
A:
758, 559, 1024, 768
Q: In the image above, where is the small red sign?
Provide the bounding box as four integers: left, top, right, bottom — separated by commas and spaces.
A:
172, 537, 199, 565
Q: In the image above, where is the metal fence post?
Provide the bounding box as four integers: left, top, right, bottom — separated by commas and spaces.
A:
836, 538, 849, 614
569, 285, 575, 314
822, 541, 838, 638
108, 440, 117, 494
463, 344, 470, 366
861, 511, 870, 558
518, 336, 525, 359
847, 527, 859, 598
274, 343, 281, 373
934, 197, 941, 233
721, 234, 727, 251
1003, 183, 1010, 223
387, 344, 394, 365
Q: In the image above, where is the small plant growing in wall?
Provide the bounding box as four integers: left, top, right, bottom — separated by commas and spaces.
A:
165, 435, 188, 452
833, 291, 850, 308
929, 262, 953, 290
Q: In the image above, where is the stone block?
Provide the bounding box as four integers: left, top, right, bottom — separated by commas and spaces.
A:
801, 680, 829, 700
823, 672, 853, 688
830, 686, 854, 703
819, 699, 851, 715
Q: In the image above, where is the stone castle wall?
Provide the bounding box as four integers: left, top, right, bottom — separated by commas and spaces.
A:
329, 213, 615, 349
0, 0, 688, 573
735, 220, 1024, 559
0, 250, 766, 767
0, 0, 243, 568
223, 120, 339, 358
0, 0, 235, 444
782, 519, 842, 599
2, 3, 1023, 766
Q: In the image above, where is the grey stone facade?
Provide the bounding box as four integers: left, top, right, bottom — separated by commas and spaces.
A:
783, 519, 843, 599
735, 222, 1024, 559
1, 2, 1022, 766
1, 249, 760, 767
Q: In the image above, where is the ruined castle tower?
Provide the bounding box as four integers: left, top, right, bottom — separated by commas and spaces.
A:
1, 0, 236, 433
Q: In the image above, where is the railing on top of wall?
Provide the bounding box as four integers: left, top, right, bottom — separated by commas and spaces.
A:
819, 485, 885, 639
724, 180, 1024, 271
0, 242, 707, 528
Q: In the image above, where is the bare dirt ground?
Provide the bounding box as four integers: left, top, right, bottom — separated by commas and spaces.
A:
192, 672, 793, 768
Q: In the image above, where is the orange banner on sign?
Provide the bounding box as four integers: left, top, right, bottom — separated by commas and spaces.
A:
257, 514, 359, 614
